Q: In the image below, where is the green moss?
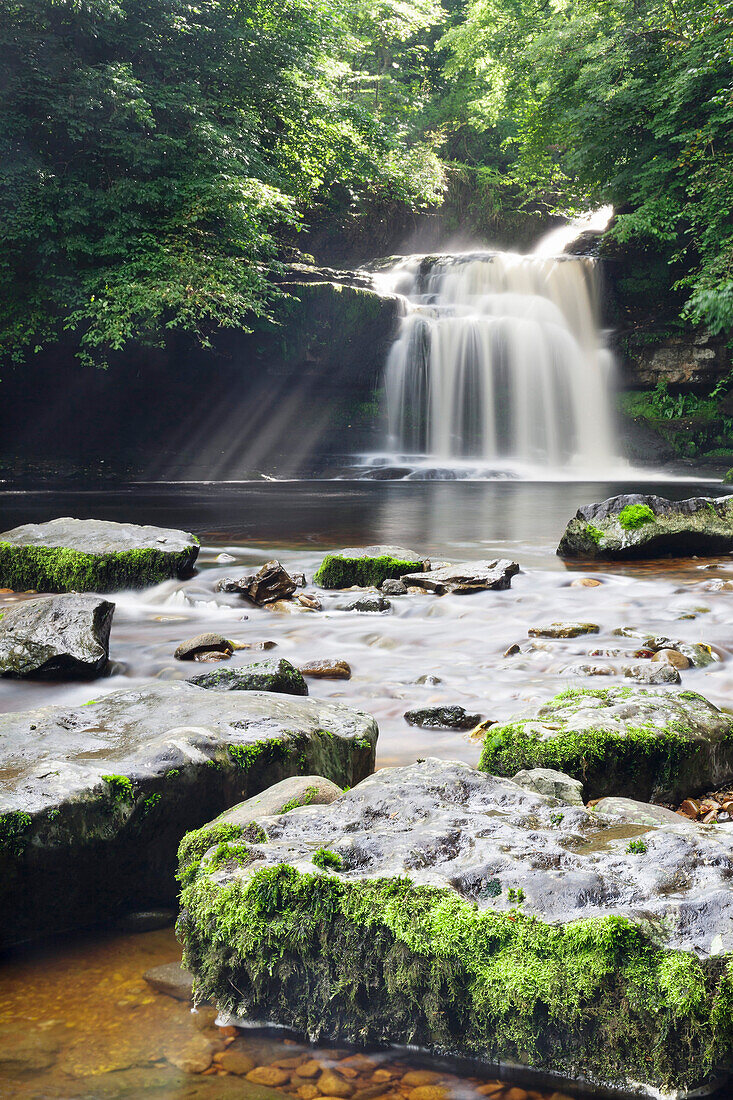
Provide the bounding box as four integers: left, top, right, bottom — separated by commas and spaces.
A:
585, 524, 604, 546
626, 839, 648, 854
227, 739, 291, 770
280, 786, 319, 814
312, 848, 343, 870
0, 541, 197, 593
179, 863, 733, 1093
314, 553, 423, 590
618, 504, 655, 531
102, 774, 134, 804
177, 822, 261, 889
478, 687, 723, 801
0, 810, 32, 857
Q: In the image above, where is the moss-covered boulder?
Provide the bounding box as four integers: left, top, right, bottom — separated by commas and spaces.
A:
0, 594, 114, 678
188, 659, 308, 696
0, 681, 376, 947
178, 757, 733, 1096
314, 545, 425, 589
479, 686, 733, 803
557, 493, 733, 558
0, 517, 199, 592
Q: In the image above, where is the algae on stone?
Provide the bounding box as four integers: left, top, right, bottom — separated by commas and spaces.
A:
479, 686, 733, 802
314, 545, 424, 589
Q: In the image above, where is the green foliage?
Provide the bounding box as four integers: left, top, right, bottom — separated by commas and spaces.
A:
312, 847, 343, 870
0, 810, 33, 857
0, 0, 444, 366
102, 774, 134, 804
626, 839, 649, 855
618, 505, 656, 531
444, 0, 733, 334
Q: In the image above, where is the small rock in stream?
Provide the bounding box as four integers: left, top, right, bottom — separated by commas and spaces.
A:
623, 662, 681, 685
401, 559, 519, 594
344, 596, 391, 613
144, 961, 195, 1001
528, 622, 599, 639
174, 632, 233, 661
652, 648, 691, 670
188, 658, 308, 696
299, 659, 352, 680
404, 705, 483, 730
381, 578, 408, 596
216, 560, 297, 605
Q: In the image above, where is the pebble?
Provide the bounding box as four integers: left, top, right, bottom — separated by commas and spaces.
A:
569, 578, 602, 587
297, 593, 323, 610
528, 622, 599, 639
217, 1049, 257, 1075
402, 1071, 441, 1087
299, 659, 352, 679
246, 1065, 292, 1086
174, 632, 233, 661
297, 1059, 324, 1077
651, 648, 691, 670
319, 1069, 356, 1096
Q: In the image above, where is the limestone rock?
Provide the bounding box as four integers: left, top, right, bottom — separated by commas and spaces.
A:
0, 594, 113, 678
401, 559, 519, 594
188, 658, 308, 696
479, 685, 733, 802
592, 797, 692, 828
0, 681, 377, 947
0, 517, 198, 592
558, 493, 733, 559
511, 768, 584, 806
178, 757, 733, 1096
314, 546, 425, 589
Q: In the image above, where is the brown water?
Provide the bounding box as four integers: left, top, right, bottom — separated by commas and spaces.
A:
1, 479, 732, 1098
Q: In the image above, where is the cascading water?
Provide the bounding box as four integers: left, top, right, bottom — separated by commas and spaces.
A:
373, 248, 619, 477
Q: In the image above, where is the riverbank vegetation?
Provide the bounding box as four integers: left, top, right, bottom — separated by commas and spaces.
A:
1, 0, 731, 366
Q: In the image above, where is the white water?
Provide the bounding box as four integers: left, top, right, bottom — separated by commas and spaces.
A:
375, 246, 619, 478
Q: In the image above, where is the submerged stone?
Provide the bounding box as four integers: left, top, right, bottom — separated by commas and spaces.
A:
400, 559, 519, 594
558, 493, 733, 559
479, 685, 733, 803
0, 681, 376, 947
314, 546, 425, 589
0, 517, 199, 592
0, 594, 114, 679
178, 758, 733, 1097
188, 658, 308, 696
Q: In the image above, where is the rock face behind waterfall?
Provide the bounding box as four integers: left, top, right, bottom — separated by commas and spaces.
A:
0, 681, 376, 947
178, 758, 733, 1096
558, 493, 733, 558
0, 517, 199, 591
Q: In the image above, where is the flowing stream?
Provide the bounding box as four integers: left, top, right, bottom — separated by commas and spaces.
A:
374, 250, 618, 478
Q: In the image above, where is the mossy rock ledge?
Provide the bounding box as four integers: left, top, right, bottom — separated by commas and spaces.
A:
314, 545, 426, 589
178, 757, 733, 1097
0, 517, 200, 592
479, 686, 733, 803
557, 493, 733, 558
0, 681, 376, 947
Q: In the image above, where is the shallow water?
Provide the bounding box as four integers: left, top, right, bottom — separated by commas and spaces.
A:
1, 478, 732, 1098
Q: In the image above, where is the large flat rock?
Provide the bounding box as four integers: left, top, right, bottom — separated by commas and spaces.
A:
178, 758, 733, 1097
557, 493, 733, 559
0, 594, 114, 678
0, 517, 199, 592
0, 681, 376, 947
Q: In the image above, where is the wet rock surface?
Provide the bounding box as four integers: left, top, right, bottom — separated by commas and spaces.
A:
0, 681, 377, 947
299, 659, 352, 680
403, 705, 482, 730
175, 632, 234, 660
400, 560, 519, 594
213, 775, 344, 824
0, 517, 199, 591
188, 658, 308, 696
180, 758, 733, 1095
558, 493, 733, 559
314, 547, 425, 589
217, 562, 297, 605
479, 685, 733, 802
0, 594, 114, 678
510, 767, 584, 806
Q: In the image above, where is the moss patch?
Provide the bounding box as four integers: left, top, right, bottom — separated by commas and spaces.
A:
0, 810, 32, 857
178, 863, 733, 1093
618, 504, 655, 530
314, 553, 423, 590
0, 542, 197, 593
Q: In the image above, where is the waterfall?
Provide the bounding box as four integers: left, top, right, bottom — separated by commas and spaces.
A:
375, 250, 618, 477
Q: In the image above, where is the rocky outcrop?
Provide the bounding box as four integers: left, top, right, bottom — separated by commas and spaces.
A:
0, 681, 376, 947
188, 659, 308, 696
314, 546, 425, 589
178, 757, 733, 1096
401, 559, 520, 594
479, 685, 733, 803
0, 518, 199, 591
557, 493, 733, 558
622, 331, 731, 392
0, 594, 114, 678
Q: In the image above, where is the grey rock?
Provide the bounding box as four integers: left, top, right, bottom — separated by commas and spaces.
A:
593, 797, 691, 828
401, 559, 519, 594
0, 517, 198, 592
380, 578, 407, 596
216, 561, 296, 605
343, 596, 391, 613
558, 493, 733, 559
0, 681, 377, 947
143, 961, 195, 1001
511, 767, 584, 806
180, 757, 733, 1095
615, 630, 717, 668
174, 632, 233, 660
479, 685, 733, 802
404, 705, 482, 730
188, 658, 308, 696
623, 662, 681, 685
0, 594, 114, 679
213, 775, 343, 824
